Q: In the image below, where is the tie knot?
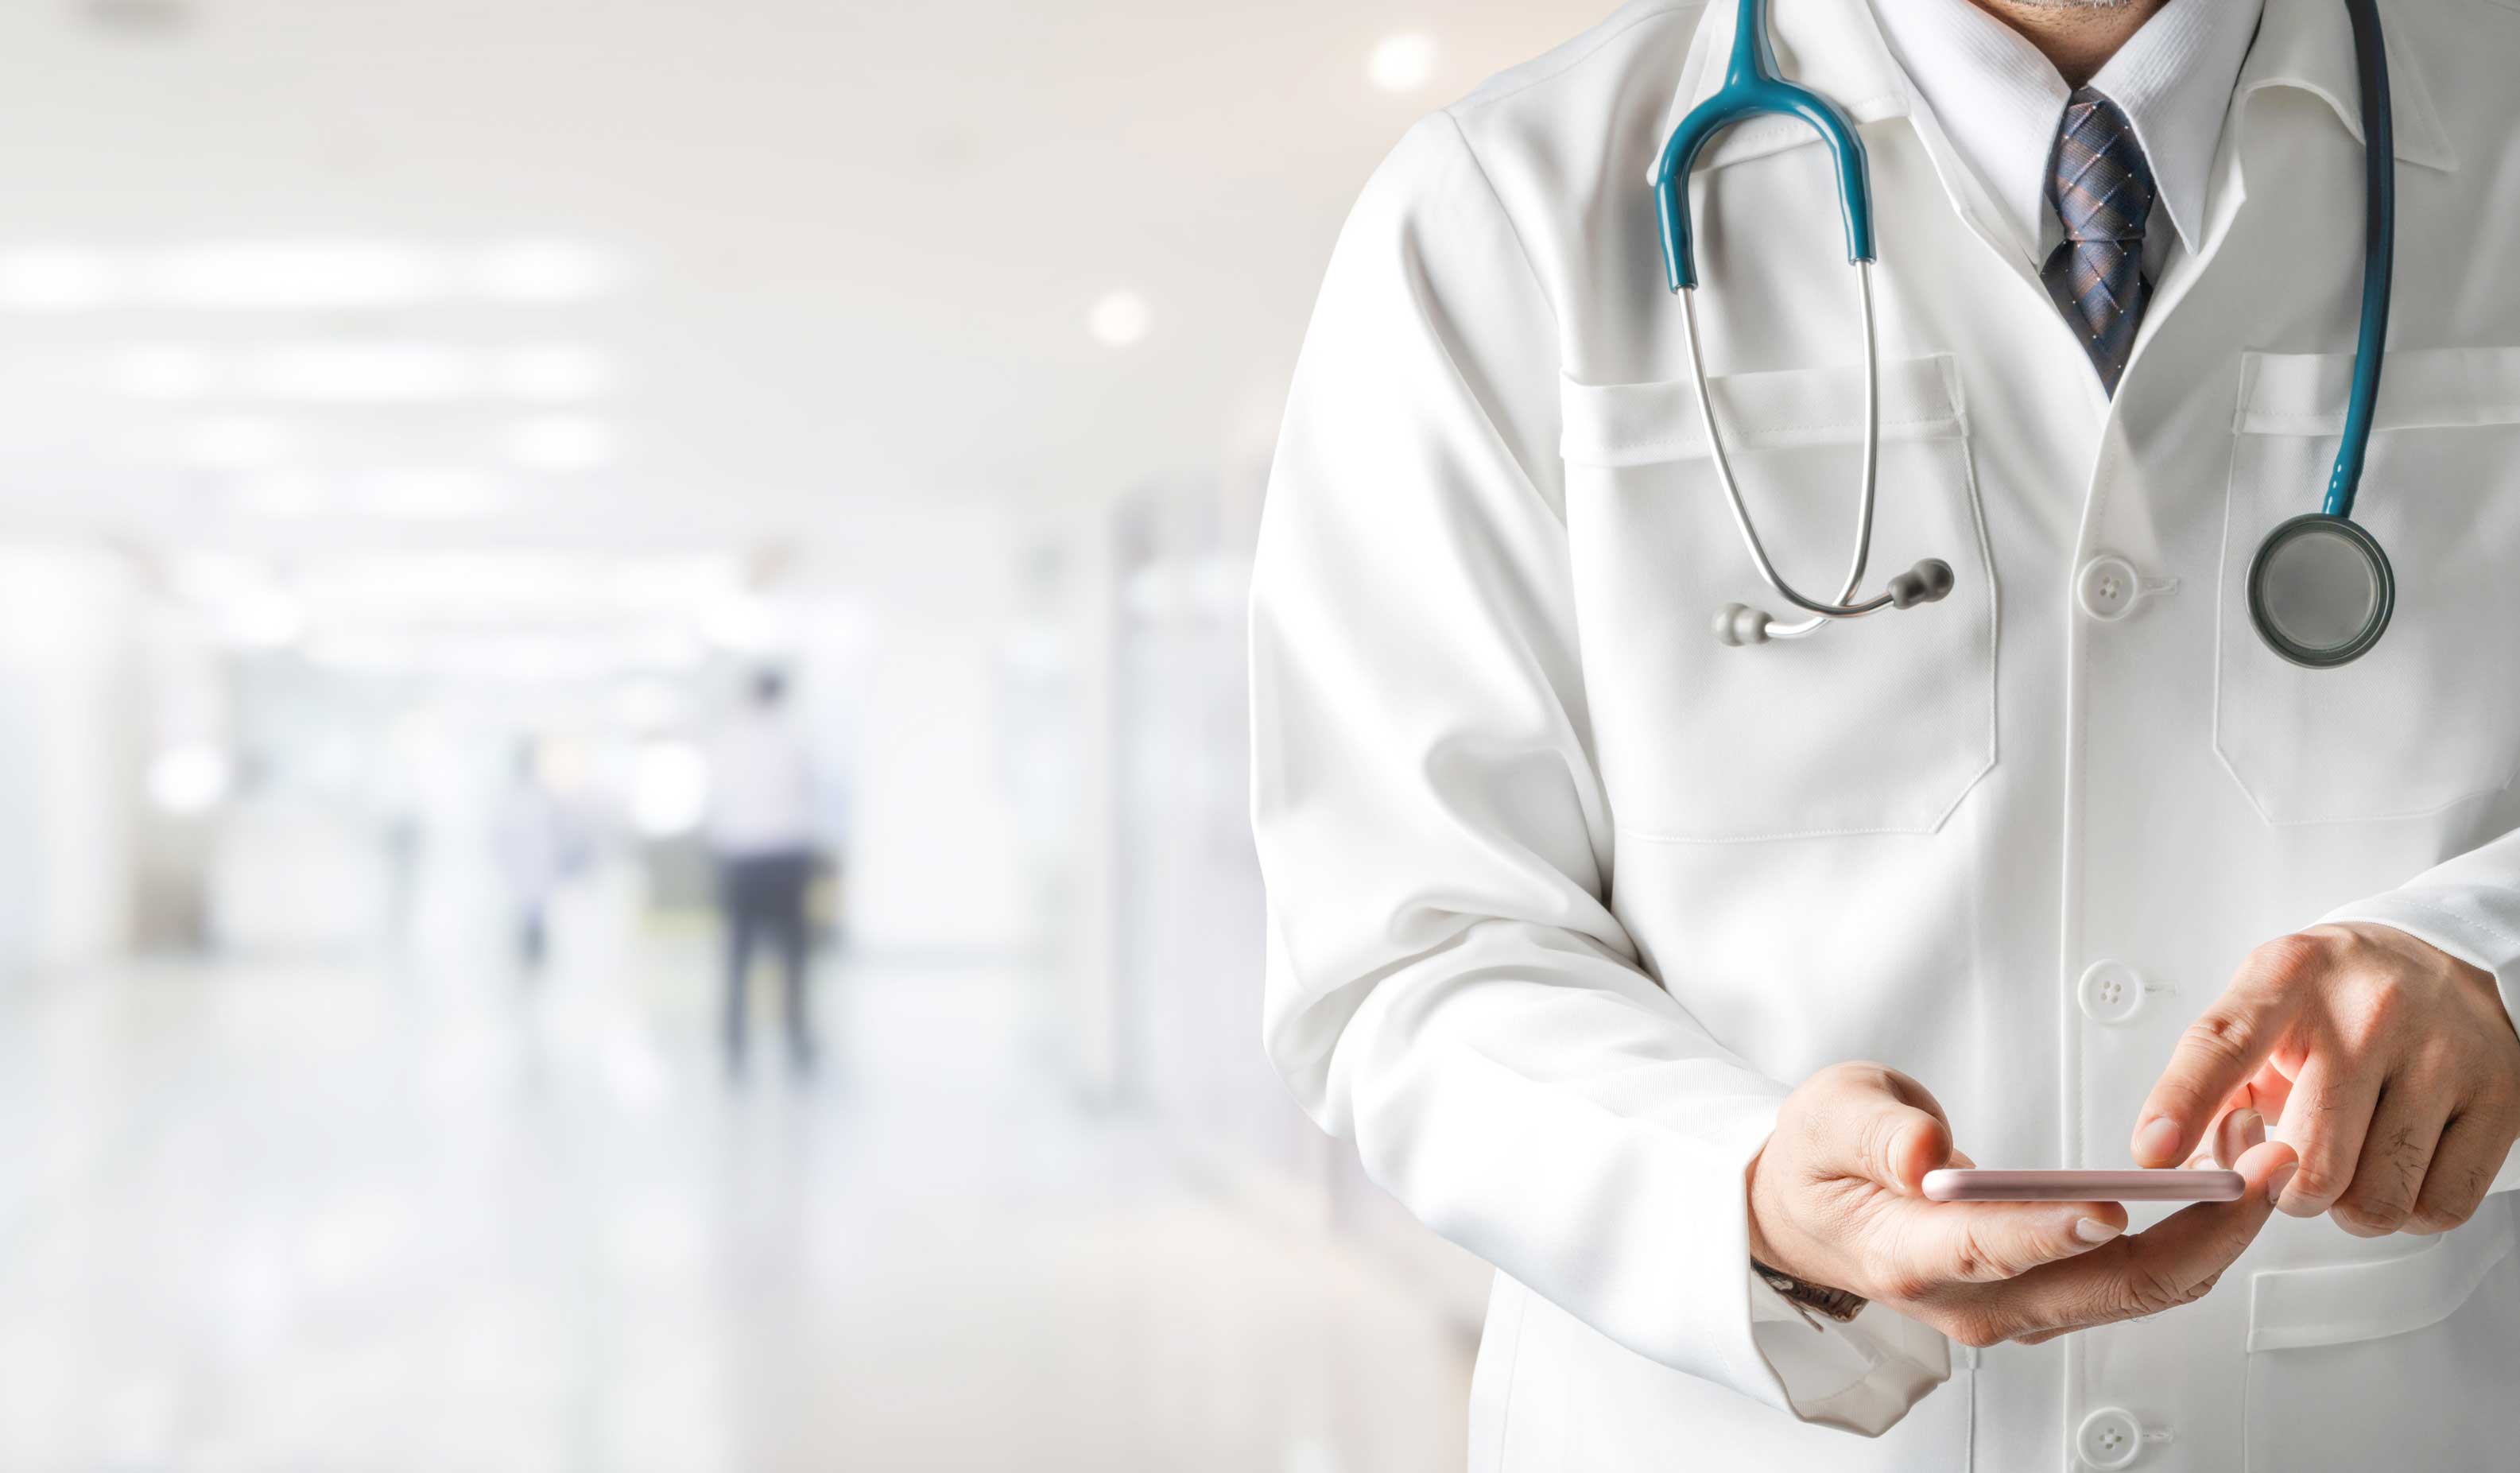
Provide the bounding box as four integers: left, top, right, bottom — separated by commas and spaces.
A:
2050, 88, 2156, 246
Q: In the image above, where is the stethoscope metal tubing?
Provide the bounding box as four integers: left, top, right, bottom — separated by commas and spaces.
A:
1680, 258, 1890, 637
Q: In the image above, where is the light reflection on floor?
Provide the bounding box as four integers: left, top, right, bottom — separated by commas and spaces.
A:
0, 935, 1473, 1471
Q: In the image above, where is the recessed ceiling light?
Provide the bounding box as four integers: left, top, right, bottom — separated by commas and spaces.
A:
473, 241, 616, 304
244, 341, 478, 401
0, 248, 116, 311
507, 416, 614, 472
1369, 33, 1439, 94
1088, 289, 1152, 348
497, 344, 611, 401
150, 241, 443, 310
5, 240, 622, 313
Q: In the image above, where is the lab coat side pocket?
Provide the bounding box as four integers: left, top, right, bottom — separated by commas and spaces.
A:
1558, 353, 1997, 843
2241, 1204, 2520, 1473
2216, 347, 2520, 827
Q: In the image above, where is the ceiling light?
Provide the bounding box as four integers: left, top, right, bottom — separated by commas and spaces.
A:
507, 416, 613, 472
112, 341, 596, 403
245, 340, 478, 401
472, 241, 615, 304
496, 344, 611, 401
0, 248, 116, 311
1369, 33, 1439, 94
180, 416, 297, 469
112, 343, 213, 399
1087, 289, 1152, 348
149, 241, 444, 310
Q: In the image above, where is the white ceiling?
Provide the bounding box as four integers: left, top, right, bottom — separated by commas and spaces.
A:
0, 0, 1610, 558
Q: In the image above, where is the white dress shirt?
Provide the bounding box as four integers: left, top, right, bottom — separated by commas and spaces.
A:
707, 707, 820, 859
1869, 0, 2264, 274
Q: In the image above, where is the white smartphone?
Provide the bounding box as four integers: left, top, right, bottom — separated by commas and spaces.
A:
1921, 1169, 2246, 1203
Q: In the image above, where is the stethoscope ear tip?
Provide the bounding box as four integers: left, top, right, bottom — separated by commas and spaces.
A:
1887, 559, 1956, 609
1713, 603, 1774, 647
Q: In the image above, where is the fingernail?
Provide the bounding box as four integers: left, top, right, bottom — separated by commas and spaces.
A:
2134, 1116, 2181, 1163
2217, 1109, 2265, 1165
2267, 1163, 2298, 1205
2074, 1216, 2123, 1246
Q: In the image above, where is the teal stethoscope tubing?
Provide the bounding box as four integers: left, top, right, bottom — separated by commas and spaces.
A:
2247, 0, 2398, 669
1657, 0, 2398, 662
2328, 0, 2393, 520
1653, 0, 1872, 291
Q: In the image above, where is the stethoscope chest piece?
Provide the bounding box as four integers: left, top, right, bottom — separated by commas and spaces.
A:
2246, 513, 2395, 669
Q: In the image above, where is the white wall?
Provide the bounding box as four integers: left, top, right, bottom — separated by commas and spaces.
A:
793, 507, 1025, 956
0, 542, 142, 978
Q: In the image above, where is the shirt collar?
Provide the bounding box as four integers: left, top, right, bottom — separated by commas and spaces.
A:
2230, 0, 2457, 172
1870, 0, 2263, 262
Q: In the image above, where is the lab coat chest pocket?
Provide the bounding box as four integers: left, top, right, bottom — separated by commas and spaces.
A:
1557, 355, 1995, 843
2217, 348, 2520, 825
2243, 1207, 2520, 1473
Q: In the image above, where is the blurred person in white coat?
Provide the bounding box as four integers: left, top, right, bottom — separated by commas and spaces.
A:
708, 669, 825, 1074
1250, 0, 2520, 1467
492, 740, 577, 974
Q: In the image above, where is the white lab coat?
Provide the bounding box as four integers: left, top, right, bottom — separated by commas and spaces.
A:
1249, 0, 2520, 1468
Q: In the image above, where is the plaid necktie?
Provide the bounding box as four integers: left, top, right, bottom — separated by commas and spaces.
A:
2042, 89, 2157, 395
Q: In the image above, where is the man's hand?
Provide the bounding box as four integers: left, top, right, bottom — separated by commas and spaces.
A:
2132, 924, 2520, 1236
1749, 1063, 2296, 1348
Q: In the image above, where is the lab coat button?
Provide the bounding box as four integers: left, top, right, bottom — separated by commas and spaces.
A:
2075, 1407, 2149, 1469
2076, 556, 2177, 622
2077, 556, 2141, 620
2076, 960, 2149, 1024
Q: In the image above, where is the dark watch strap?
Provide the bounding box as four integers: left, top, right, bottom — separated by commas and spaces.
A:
1752, 1258, 1868, 1324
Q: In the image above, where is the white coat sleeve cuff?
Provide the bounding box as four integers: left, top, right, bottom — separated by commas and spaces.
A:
2320, 889, 2520, 1018
1748, 1278, 1952, 1436
2320, 883, 2520, 1195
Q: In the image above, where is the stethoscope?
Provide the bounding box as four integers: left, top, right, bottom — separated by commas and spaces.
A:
1655, 0, 2398, 669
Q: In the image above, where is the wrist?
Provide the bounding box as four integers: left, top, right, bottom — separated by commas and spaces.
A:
1746, 1141, 1849, 1290
1745, 1140, 1788, 1268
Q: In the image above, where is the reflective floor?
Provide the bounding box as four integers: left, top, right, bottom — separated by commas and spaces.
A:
0, 902, 1472, 1470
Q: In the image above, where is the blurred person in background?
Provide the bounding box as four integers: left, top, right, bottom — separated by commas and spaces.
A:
492, 739, 577, 975
708, 669, 824, 1076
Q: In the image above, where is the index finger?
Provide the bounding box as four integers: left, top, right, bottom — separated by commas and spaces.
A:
2131, 943, 2312, 1167
1996, 1139, 2298, 1335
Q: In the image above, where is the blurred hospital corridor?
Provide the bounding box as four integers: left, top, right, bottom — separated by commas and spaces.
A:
0, 0, 1603, 1467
